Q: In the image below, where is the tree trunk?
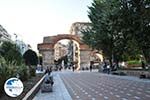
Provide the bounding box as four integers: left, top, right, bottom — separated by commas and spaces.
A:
142, 49, 150, 64
109, 58, 113, 69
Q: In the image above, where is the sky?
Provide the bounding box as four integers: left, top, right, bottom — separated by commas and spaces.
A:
0, 0, 92, 52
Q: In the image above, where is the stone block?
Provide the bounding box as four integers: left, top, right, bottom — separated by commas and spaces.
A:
41, 83, 53, 93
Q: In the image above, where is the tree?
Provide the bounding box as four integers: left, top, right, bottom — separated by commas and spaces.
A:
83, 0, 123, 66
0, 41, 23, 65
114, 0, 150, 62
82, 0, 147, 64
123, 0, 150, 63
82, 28, 96, 49
23, 49, 38, 66
23, 49, 38, 76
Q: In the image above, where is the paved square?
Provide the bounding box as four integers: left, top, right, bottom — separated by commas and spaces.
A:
60, 71, 150, 100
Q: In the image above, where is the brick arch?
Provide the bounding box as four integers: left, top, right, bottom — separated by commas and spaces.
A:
38, 34, 92, 71
51, 34, 82, 48
38, 34, 89, 51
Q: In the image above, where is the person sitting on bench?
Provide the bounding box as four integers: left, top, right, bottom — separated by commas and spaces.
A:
44, 71, 54, 85
44, 74, 51, 84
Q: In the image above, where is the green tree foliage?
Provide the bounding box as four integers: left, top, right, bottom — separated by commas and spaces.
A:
83, 0, 124, 65
23, 49, 38, 77
120, 0, 150, 63
82, 0, 149, 63
0, 41, 23, 65
23, 49, 38, 66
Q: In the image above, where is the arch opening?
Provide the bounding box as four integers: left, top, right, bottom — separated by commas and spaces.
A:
38, 34, 92, 71
53, 39, 80, 71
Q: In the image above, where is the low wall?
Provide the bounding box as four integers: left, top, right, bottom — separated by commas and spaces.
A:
22, 74, 46, 100
123, 70, 150, 78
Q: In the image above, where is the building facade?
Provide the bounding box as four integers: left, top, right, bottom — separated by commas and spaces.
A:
69, 22, 103, 67
70, 22, 91, 39
15, 40, 30, 55
54, 42, 68, 60
68, 22, 92, 68
0, 25, 11, 43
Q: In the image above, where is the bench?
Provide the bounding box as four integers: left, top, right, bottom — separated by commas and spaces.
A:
41, 75, 54, 93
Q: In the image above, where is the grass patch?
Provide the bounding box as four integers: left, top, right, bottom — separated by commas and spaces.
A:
127, 60, 141, 65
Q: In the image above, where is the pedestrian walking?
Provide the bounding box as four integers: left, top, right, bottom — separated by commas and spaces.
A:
103, 61, 107, 73
90, 61, 93, 72
45, 66, 52, 75
107, 65, 110, 74
44, 73, 51, 84
90, 64, 92, 72
72, 66, 75, 72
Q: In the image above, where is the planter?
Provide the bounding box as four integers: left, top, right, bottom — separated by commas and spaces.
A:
111, 71, 127, 76
127, 64, 141, 68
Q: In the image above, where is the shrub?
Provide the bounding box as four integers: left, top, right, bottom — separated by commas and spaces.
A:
18, 64, 29, 81
23, 49, 38, 66
29, 66, 36, 77
0, 57, 16, 96
0, 57, 8, 96
0, 56, 29, 96
127, 60, 141, 65
4, 61, 29, 81
0, 41, 23, 65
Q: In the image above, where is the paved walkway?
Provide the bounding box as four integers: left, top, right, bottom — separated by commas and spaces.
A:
60, 71, 150, 100
33, 70, 150, 100
33, 72, 72, 100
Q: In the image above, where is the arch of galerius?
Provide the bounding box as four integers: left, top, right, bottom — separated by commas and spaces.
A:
38, 34, 92, 70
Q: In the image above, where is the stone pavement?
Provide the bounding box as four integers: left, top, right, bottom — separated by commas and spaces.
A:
60, 71, 150, 100
33, 70, 150, 100
33, 72, 72, 100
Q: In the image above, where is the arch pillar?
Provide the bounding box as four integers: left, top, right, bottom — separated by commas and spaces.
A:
38, 43, 55, 68
79, 44, 91, 69
40, 49, 54, 67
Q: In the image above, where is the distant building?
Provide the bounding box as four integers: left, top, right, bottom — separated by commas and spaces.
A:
15, 40, 30, 55
0, 25, 11, 44
68, 22, 91, 67
67, 41, 74, 65
70, 22, 91, 39
68, 22, 103, 67
0, 25, 30, 55
54, 42, 68, 60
